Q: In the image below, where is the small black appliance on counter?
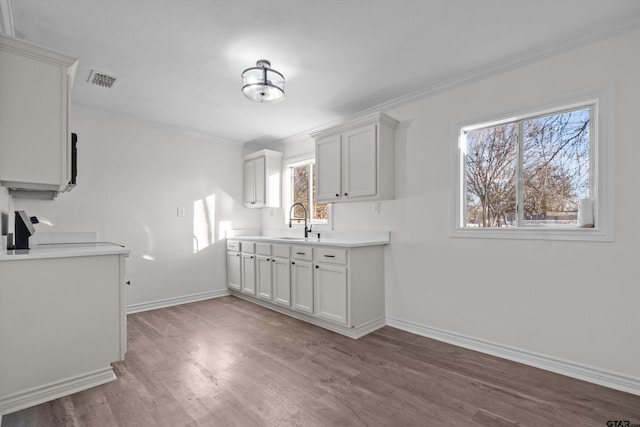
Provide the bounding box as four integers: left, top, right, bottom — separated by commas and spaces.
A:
14, 211, 38, 250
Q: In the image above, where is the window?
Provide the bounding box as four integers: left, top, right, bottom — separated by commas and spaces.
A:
284, 158, 329, 225
453, 96, 611, 241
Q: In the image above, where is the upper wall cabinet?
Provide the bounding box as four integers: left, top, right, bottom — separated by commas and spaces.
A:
243, 149, 283, 208
0, 35, 78, 195
312, 111, 398, 203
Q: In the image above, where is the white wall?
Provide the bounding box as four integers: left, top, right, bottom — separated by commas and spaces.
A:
14, 106, 259, 309
267, 29, 640, 388
0, 187, 10, 239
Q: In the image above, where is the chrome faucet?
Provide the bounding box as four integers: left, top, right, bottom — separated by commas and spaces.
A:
289, 203, 312, 238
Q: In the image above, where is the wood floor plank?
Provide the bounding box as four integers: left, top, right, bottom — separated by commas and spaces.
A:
2, 296, 638, 426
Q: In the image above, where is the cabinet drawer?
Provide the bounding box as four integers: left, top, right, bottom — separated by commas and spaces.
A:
272, 244, 290, 258
226, 240, 240, 251
256, 243, 271, 256
315, 247, 347, 264
291, 246, 312, 260
241, 242, 255, 254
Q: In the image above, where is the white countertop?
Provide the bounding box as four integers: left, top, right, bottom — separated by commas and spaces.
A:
0, 242, 131, 261
229, 235, 389, 248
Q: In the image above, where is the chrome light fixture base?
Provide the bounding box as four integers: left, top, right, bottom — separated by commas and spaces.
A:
241, 59, 285, 103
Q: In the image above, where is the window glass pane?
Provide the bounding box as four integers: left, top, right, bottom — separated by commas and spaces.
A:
522, 108, 590, 226
312, 164, 328, 223
291, 164, 309, 221
464, 123, 518, 228
290, 161, 328, 224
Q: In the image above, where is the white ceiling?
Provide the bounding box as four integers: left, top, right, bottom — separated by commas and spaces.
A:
6, 0, 640, 146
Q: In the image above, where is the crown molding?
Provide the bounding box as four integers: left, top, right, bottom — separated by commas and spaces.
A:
260, 17, 640, 151
0, 0, 14, 37
364, 17, 640, 116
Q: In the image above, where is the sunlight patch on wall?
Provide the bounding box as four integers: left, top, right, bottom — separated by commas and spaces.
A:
193, 194, 216, 253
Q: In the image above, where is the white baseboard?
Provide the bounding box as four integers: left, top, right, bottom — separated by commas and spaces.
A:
126, 289, 230, 314
386, 316, 640, 396
0, 367, 116, 416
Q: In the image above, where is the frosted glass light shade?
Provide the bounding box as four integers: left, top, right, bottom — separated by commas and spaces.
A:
241, 60, 285, 103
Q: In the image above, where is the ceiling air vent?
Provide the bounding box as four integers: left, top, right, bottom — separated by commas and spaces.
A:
87, 70, 119, 89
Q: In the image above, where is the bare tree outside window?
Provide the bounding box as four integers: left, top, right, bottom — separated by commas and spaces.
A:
291, 161, 328, 224
463, 107, 591, 228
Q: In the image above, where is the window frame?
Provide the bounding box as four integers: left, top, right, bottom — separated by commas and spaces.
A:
282, 155, 332, 229
450, 89, 613, 241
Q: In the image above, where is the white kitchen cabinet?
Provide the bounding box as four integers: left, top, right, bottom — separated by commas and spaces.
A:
227, 238, 386, 339
226, 240, 242, 291
313, 111, 398, 203
0, 253, 127, 415
290, 245, 313, 314
243, 149, 283, 208
314, 247, 348, 325
291, 258, 314, 314
314, 263, 348, 324
241, 253, 256, 296
0, 35, 78, 194
271, 244, 291, 307
255, 243, 272, 300
315, 134, 342, 201
256, 255, 272, 300
272, 257, 291, 307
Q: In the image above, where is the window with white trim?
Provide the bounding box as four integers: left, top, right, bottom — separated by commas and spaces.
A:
453, 97, 611, 240
284, 158, 329, 225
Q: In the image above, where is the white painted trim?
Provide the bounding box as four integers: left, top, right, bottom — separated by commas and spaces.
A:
0, 367, 116, 416
126, 289, 230, 314
386, 316, 640, 396
0, 0, 14, 37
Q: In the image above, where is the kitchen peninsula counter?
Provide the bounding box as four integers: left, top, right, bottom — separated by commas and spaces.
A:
0, 242, 129, 417
0, 242, 130, 261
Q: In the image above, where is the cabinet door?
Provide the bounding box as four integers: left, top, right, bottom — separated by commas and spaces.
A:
314, 264, 348, 324
256, 255, 272, 300
226, 251, 242, 291
272, 257, 291, 307
243, 160, 255, 206
315, 134, 342, 202
291, 260, 314, 314
0, 40, 75, 190
253, 156, 266, 207
241, 254, 256, 295
343, 124, 377, 199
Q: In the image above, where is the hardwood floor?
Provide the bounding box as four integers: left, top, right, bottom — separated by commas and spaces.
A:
3, 296, 639, 426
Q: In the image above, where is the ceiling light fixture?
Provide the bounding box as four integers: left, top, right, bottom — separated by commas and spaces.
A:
241, 59, 285, 103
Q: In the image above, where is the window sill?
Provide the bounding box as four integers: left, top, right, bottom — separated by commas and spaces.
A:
450, 226, 612, 242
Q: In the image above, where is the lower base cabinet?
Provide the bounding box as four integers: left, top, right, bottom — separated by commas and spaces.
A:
291, 260, 314, 314
226, 251, 241, 291
241, 253, 256, 296
314, 263, 348, 324
256, 255, 272, 300
272, 257, 291, 306
0, 254, 127, 415
226, 239, 385, 339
